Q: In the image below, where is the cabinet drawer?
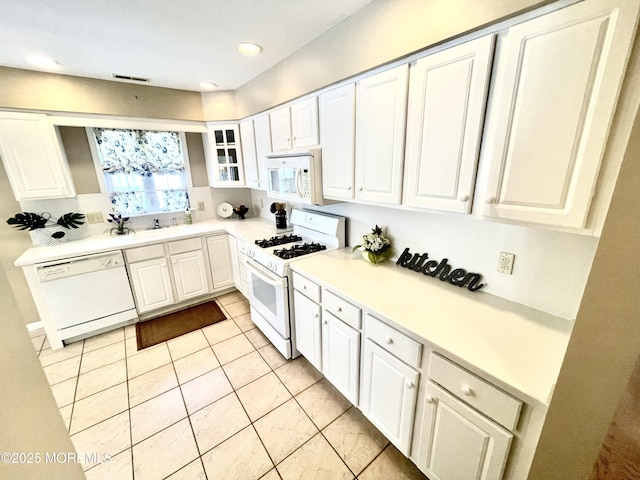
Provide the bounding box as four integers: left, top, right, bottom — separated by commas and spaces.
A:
429, 353, 522, 431
365, 314, 422, 368
125, 244, 165, 263
323, 290, 361, 330
293, 272, 321, 303
169, 237, 203, 255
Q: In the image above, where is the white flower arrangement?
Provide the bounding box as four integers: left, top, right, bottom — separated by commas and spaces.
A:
353, 225, 392, 264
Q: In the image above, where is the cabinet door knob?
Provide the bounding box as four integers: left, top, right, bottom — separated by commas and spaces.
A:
314, 314, 319, 318
346, 186, 352, 191
323, 320, 328, 325
461, 386, 473, 396
485, 196, 495, 204
385, 336, 393, 345
425, 395, 434, 404
458, 194, 470, 202
406, 381, 415, 389
358, 186, 364, 191
303, 285, 307, 289
337, 307, 342, 312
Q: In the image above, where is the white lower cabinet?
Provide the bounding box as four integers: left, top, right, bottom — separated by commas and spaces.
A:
206, 234, 234, 290
128, 257, 174, 313
126, 237, 215, 315
361, 338, 419, 455
418, 382, 512, 480
322, 311, 360, 405
171, 249, 209, 302
293, 290, 322, 370
416, 353, 522, 480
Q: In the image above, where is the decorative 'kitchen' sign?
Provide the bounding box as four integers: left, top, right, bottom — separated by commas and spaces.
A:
396, 248, 485, 292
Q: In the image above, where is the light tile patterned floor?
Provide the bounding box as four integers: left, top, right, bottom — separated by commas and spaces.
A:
31, 291, 428, 480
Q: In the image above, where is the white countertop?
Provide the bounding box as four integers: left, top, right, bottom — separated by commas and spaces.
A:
290, 248, 573, 405
14, 217, 284, 266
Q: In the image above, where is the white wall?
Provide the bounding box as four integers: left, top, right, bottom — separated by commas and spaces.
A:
251, 189, 597, 320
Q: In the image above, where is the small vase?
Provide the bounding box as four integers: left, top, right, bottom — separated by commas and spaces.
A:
275, 211, 287, 229
362, 250, 386, 264
33, 227, 68, 246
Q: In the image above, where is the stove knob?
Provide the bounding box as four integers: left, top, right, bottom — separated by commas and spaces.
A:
268, 261, 273, 270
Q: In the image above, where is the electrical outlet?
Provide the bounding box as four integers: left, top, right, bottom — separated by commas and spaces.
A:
197, 201, 205, 211
86, 211, 104, 224
498, 252, 515, 274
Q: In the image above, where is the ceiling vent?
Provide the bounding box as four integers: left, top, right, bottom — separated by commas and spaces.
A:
112, 74, 150, 83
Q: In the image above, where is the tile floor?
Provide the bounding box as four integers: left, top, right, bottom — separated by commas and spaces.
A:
31, 291, 428, 480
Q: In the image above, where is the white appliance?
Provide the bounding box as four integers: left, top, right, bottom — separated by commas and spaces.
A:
265, 148, 326, 205
246, 209, 345, 358
36, 250, 137, 347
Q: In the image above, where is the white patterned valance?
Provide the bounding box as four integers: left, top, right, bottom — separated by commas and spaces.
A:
93, 128, 184, 174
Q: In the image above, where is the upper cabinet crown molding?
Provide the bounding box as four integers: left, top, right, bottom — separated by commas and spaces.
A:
477, 0, 640, 229
0, 111, 76, 200
403, 35, 495, 213
355, 64, 409, 205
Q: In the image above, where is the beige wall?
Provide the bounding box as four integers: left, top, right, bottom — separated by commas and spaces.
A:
59, 126, 100, 194
201, 90, 238, 121
0, 66, 204, 121
234, 0, 556, 117
0, 248, 84, 480
528, 92, 640, 479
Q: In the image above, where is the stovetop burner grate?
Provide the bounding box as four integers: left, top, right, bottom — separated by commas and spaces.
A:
273, 242, 327, 259
255, 234, 303, 248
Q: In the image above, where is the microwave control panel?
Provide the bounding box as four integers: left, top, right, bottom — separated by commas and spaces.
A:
301, 169, 311, 199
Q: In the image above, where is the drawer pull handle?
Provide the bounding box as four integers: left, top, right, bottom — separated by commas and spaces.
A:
406, 381, 415, 389
461, 386, 473, 396
385, 337, 393, 345
425, 395, 434, 404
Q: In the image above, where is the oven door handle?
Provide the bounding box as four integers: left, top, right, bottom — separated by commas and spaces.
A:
245, 258, 284, 286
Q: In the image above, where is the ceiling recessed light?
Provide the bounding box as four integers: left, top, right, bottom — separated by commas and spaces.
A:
235, 42, 262, 56
26, 55, 59, 69
199, 82, 218, 91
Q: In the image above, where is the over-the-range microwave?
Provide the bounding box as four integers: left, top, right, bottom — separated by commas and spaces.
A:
265, 148, 328, 205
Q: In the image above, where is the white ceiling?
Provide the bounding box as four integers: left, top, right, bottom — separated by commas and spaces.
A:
0, 0, 373, 92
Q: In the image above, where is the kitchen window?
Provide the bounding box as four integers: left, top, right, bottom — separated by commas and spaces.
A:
90, 128, 191, 216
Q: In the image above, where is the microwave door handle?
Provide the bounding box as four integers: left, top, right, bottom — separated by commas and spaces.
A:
244, 258, 283, 286
295, 167, 303, 197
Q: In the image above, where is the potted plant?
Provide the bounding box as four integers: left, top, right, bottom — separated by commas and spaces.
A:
105, 213, 134, 235
6, 211, 86, 245
353, 225, 392, 264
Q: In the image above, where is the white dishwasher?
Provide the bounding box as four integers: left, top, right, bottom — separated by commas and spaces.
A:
36, 250, 137, 347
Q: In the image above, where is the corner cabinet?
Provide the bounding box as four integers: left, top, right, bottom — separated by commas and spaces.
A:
0, 111, 75, 200
403, 35, 494, 213
479, 0, 640, 228
355, 65, 408, 205
203, 123, 245, 187
319, 83, 356, 200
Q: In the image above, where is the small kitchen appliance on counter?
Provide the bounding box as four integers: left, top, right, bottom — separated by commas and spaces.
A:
245, 209, 345, 358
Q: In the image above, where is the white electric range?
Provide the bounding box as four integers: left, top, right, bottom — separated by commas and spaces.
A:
245, 209, 345, 358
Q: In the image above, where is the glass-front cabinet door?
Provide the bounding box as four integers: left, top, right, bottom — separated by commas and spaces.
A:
204, 123, 245, 187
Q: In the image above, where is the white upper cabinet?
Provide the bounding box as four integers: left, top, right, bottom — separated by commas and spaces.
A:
239, 119, 260, 189
404, 36, 495, 213
253, 113, 272, 190
270, 97, 319, 152
203, 123, 245, 187
0, 111, 75, 200
355, 65, 409, 205
319, 83, 356, 200
479, 0, 640, 228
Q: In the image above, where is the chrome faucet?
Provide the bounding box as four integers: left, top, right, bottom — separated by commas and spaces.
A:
153, 218, 160, 229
